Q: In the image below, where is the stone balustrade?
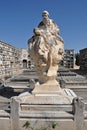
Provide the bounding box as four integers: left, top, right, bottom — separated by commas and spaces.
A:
0, 97, 87, 130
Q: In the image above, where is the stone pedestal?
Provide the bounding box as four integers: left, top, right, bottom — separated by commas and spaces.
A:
19, 85, 77, 104
32, 79, 61, 94
19, 79, 76, 104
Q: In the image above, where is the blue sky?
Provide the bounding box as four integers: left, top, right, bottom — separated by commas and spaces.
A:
0, 0, 87, 53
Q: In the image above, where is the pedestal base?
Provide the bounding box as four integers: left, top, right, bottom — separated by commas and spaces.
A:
32, 79, 61, 94
14, 86, 77, 130
18, 88, 77, 104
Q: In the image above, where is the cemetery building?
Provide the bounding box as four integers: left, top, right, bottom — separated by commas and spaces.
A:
80, 48, 87, 70
20, 48, 31, 68
63, 49, 75, 68
0, 40, 22, 78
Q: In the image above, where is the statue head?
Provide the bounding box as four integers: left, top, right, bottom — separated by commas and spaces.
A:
42, 10, 49, 18
42, 10, 50, 25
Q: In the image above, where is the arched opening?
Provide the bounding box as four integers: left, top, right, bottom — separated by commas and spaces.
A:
23, 60, 27, 68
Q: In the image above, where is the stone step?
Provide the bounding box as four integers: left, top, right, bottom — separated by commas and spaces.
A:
20, 110, 73, 119
20, 104, 73, 112
0, 110, 10, 117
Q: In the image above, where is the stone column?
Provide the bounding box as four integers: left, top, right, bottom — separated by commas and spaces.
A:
73, 97, 85, 130
10, 98, 20, 130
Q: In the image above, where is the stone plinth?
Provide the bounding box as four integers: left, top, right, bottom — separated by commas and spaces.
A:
19, 88, 77, 104
32, 79, 61, 94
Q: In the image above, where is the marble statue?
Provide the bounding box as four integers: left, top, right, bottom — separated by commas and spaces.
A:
28, 11, 64, 90
12, 11, 77, 110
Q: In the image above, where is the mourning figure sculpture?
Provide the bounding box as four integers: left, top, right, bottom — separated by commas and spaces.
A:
28, 11, 64, 89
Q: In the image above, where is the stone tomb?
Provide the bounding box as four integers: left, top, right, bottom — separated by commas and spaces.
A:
13, 10, 77, 130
